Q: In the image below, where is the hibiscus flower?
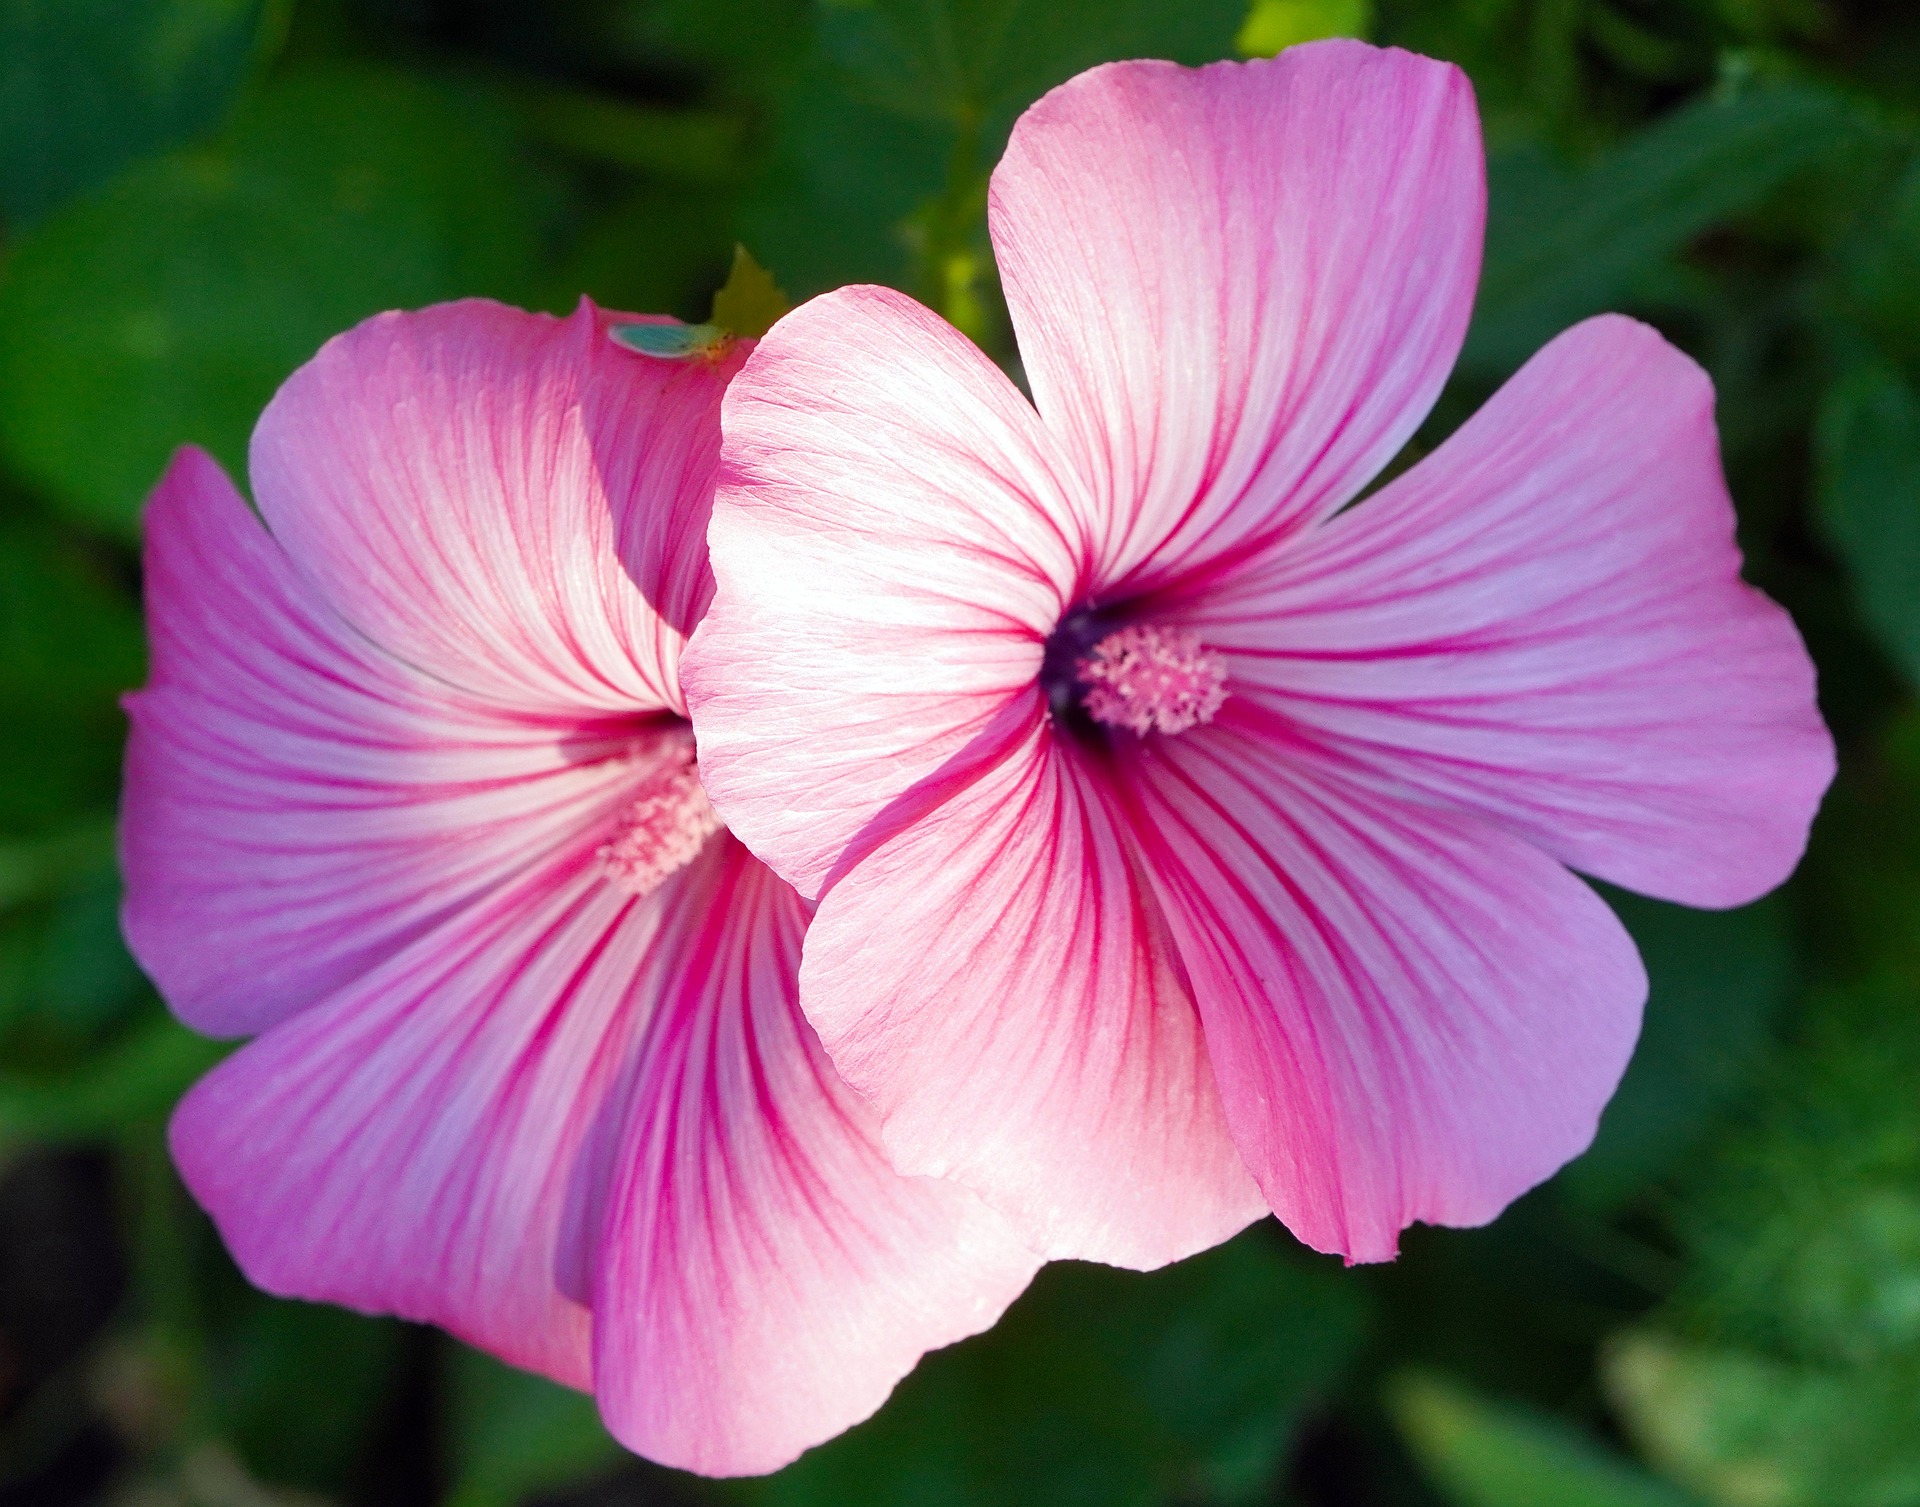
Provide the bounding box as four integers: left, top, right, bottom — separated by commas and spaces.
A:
119, 301, 1039, 1474
682, 41, 1836, 1268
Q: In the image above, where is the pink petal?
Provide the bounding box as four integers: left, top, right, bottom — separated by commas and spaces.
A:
169, 859, 652, 1390
793, 704, 1265, 1269
249, 299, 742, 719
571, 838, 1039, 1476
685, 284, 1088, 897
173, 830, 1036, 1474
990, 41, 1483, 595
122, 447, 653, 1037
1188, 315, 1834, 909
1120, 710, 1647, 1263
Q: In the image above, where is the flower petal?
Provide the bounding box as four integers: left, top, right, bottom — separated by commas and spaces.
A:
1190, 315, 1834, 909
1121, 712, 1647, 1263
249, 299, 741, 718
169, 859, 657, 1389
122, 446, 652, 1037
685, 284, 1087, 897
571, 838, 1040, 1476
991, 40, 1483, 593
793, 704, 1265, 1269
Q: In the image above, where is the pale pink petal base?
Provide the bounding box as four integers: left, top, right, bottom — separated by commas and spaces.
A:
797, 705, 1265, 1270
685, 285, 1086, 897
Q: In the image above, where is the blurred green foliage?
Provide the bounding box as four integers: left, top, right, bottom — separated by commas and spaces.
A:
0, 63, 552, 532
0, 0, 1916, 1503
1389, 1371, 1700, 1507
743, 1239, 1368, 1507
0, 0, 279, 227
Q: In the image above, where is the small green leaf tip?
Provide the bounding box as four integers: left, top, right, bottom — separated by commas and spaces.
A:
1236, 0, 1373, 56
709, 244, 791, 339
608, 321, 729, 359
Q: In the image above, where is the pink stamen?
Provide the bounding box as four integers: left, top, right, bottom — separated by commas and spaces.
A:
1077, 624, 1228, 737
597, 740, 726, 897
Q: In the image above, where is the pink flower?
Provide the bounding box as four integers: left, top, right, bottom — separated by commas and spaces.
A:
682, 41, 1836, 1268
119, 300, 1040, 1475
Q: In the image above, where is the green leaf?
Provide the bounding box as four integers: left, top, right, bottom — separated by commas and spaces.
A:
445, 1345, 619, 1507
1840, 148, 1920, 367
745, 1230, 1368, 1507
1465, 82, 1864, 375
1816, 361, 1920, 688
1800, 709, 1920, 982
744, 0, 1245, 306
0, 512, 145, 830
1236, 0, 1372, 57
219, 1299, 403, 1495
0, 820, 115, 910
33, 871, 146, 1036
816, 0, 1246, 134
1626, 777, 1920, 1502
0, 64, 550, 534
737, 60, 955, 297
512, 84, 745, 181
0, 1011, 225, 1145
541, 179, 733, 324
1605, 1332, 1920, 1507
1584, 2, 1694, 84
1666, 969, 1920, 1370
709, 244, 792, 337
1714, 0, 1834, 45
1561, 893, 1796, 1210
0, 0, 279, 227
1388, 1371, 1700, 1507
598, 0, 814, 82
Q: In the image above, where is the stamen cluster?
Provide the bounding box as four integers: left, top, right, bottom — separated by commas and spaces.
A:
597, 745, 725, 896
1076, 624, 1228, 736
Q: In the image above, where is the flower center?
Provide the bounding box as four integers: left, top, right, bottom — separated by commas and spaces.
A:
1041, 611, 1228, 738
596, 735, 725, 898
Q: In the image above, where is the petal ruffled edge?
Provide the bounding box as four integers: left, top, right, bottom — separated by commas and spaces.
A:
575, 838, 1041, 1474
1188, 314, 1834, 910
1121, 712, 1646, 1262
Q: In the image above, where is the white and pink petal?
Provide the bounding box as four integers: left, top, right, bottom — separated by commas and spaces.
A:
571, 839, 1040, 1475
249, 299, 742, 719
122, 446, 656, 1038
171, 826, 1039, 1475
169, 858, 657, 1390
1191, 315, 1834, 909
793, 706, 1265, 1270
687, 285, 1089, 896
1120, 711, 1647, 1263
991, 41, 1484, 594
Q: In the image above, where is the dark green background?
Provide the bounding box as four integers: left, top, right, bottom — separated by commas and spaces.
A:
1, 0, 1916, 1502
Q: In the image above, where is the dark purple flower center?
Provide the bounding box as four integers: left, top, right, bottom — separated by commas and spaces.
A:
1042, 608, 1228, 739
